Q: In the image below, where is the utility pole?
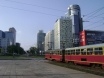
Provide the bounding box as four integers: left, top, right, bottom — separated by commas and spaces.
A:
60, 41, 66, 62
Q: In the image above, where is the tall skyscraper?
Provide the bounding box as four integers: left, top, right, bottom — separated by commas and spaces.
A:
9, 27, 16, 45
65, 4, 83, 47
68, 5, 83, 46
5, 27, 16, 45
37, 30, 46, 52
54, 4, 83, 49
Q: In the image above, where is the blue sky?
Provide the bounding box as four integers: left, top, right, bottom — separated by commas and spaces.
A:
0, 0, 104, 50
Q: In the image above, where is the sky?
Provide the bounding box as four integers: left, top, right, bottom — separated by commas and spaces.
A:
0, 0, 104, 50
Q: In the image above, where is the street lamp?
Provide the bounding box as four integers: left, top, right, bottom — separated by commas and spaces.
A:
40, 50, 41, 55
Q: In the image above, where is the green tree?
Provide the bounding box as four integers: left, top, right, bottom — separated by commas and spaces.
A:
36, 48, 40, 55
29, 47, 40, 55
0, 48, 1, 53
29, 47, 36, 55
7, 45, 25, 55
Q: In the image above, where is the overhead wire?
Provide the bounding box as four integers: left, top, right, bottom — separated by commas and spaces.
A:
86, 13, 104, 20
83, 6, 104, 29
1, 0, 104, 30
0, 5, 61, 17
87, 23, 104, 29
83, 6, 104, 19
84, 18, 104, 28
4, 0, 66, 12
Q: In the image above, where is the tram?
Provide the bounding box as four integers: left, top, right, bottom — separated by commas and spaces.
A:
45, 43, 104, 68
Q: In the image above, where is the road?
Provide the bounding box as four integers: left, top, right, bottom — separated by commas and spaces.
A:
0, 58, 103, 78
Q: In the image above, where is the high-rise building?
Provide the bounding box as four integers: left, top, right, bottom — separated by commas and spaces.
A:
45, 30, 54, 51
9, 27, 16, 45
67, 4, 83, 47
0, 27, 16, 53
5, 27, 16, 45
54, 4, 83, 49
37, 30, 46, 52
54, 17, 72, 49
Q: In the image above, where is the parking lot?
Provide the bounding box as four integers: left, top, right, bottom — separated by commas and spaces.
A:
0, 58, 103, 78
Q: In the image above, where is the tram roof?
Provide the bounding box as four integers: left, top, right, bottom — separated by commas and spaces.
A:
65, 43, 104, 50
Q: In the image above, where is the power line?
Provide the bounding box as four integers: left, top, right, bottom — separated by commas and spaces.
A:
0, 5, 60, 17
85, 23, 104, 29
83, 6, 104, 18
4, 0, 66, 12
83, 6, 104, 23
84, 18, 104, 28
86, 13, 104, 20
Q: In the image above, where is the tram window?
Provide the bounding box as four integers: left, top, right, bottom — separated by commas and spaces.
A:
55, 51, 57, 54
58, 51, 60, 55
99, 48, 103, 55
53, 51, 55, 54
87, 48, 93, 55
81, 49, 86, 55
60, 51, 62, 55
56, 51, 58, 54
54, 51, 56, 54
65, 51, 67, 55
57, 51, 58, 55
94, 47, 103, 55
76, 49, 80, 55
51, 51, 53, 54
71, 50, 75, 55
56, 51, 58, 55
57, 51, 59, 55
60, 51, 61, 55
94, 48, 99, 55
67, 50, 70, 55
49, 52, 51, 54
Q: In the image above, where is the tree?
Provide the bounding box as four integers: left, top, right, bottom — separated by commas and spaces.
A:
29, 47, 40, 55
29, 47, 36, 55
7, 45, 25, 55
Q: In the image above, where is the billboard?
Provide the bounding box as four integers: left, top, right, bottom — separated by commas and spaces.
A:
80, 31, 86, 46
86, 30, 104, 45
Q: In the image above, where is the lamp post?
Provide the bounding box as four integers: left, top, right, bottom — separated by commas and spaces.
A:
42, 42, 45, 55
12, 47, 15, 58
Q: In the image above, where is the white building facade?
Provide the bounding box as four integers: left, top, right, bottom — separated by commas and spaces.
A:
45, 30, 54, 51
54, 17, 72, 49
